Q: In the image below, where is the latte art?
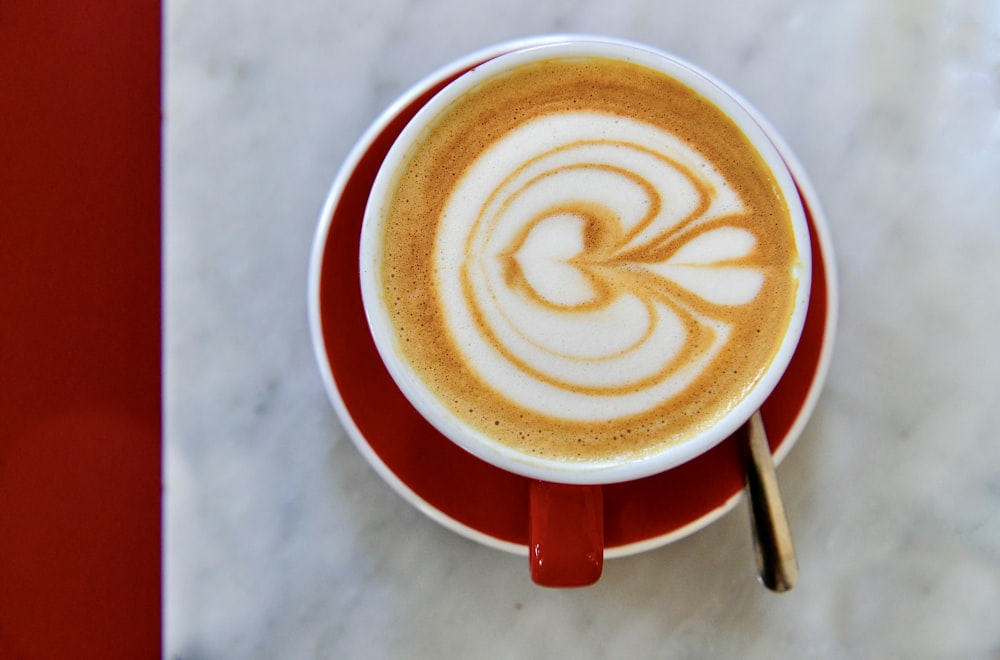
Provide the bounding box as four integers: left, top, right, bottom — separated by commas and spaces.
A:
439, 112, 761, 420
375, 56, 802, 463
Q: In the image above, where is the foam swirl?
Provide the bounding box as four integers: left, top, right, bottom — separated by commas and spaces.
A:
436, 112, 767, 422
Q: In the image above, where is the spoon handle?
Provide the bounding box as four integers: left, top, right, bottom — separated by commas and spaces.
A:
742, 411, 798, 592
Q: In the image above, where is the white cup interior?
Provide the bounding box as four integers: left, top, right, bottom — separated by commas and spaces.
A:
359, 36, 812, 484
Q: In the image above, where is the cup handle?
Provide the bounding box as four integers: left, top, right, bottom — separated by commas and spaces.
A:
528, 481, 604, 587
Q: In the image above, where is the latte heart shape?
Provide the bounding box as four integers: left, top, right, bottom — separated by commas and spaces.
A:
512, 213, 600, 308
431, 109, 788, 424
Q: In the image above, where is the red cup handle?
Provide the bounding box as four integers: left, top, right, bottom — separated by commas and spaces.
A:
528, 481, 604, 587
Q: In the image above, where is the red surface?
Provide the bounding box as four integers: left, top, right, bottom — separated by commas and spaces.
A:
0, 2, 162, 657
315, 57, 832, 553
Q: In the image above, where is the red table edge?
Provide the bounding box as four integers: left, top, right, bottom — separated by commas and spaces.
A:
1, 2, 162, 657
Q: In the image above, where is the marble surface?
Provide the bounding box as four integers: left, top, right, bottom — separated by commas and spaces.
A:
164, 0, 1000, 657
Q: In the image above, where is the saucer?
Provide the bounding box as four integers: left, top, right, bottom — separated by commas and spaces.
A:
308, 37, 837, 558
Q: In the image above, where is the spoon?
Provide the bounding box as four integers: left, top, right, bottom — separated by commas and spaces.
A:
741, 411, 798, 592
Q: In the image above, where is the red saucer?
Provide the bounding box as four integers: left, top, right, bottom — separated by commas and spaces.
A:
309, 42, 836, 556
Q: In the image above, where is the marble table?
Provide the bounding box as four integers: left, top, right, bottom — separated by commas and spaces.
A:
164, 0, 1000, 657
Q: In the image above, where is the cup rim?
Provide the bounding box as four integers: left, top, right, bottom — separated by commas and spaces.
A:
357, 36, 813, 485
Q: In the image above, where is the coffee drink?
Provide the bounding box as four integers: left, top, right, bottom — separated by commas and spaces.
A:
370, 53, 804, 465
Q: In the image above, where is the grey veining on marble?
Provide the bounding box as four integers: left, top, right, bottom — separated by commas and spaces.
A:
164, 0, 1000, 657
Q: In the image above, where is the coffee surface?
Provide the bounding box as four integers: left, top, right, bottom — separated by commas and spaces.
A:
377, 56, 800, 463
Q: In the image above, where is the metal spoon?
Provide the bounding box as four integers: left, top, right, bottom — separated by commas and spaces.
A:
741, 411, 798, 592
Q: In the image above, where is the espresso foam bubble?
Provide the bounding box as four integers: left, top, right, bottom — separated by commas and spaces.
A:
379, 56, 799, 463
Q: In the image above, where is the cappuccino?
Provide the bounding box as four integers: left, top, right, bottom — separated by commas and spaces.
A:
371, 54, 802, 465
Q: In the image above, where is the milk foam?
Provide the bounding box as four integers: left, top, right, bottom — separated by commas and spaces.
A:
435, 111, 766, 422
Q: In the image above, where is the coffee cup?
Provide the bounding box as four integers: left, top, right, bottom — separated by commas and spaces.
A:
357, 36, 811, 586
